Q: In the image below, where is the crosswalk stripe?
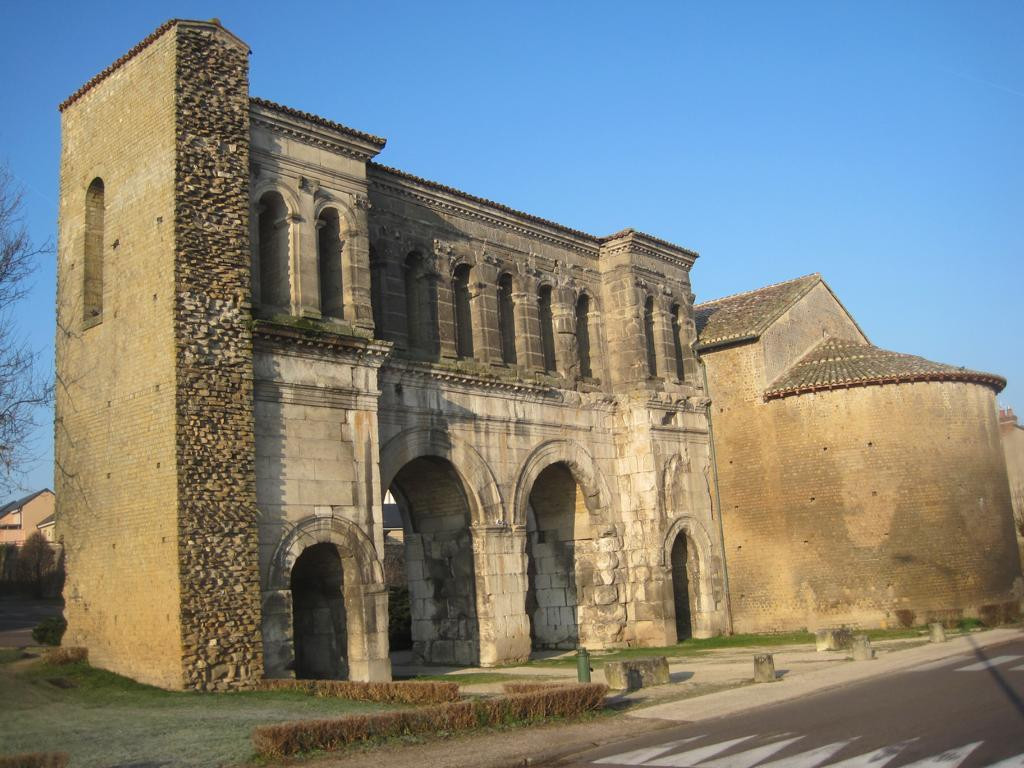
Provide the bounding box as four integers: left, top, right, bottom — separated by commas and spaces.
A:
646, 735, 758, 767
699, 735, 804, 768
1009, 665, 1024, 672
897, 742, 981, 767
757, 738, 858, 768
594, 736, 705, 765
823, 739, 917, 767
955, 655, 1022, 672
911, 656, 971, 672
985, 753, 1024, 767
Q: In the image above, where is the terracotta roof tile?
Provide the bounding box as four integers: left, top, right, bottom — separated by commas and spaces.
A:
250, 97, 387, 148
695, 274, 822, 349
764, 337, 1006, 399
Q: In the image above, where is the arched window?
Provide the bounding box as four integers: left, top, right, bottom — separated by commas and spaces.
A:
671, 303, 685, 381
404, 252, 438, 356
452, 264, 473, 359
575, 293, 592, 379
257, 191, 290, 310
538, 285, 557, 373
83, 178, 105, 322
497, 273, 517, 365
644, 295, 657, 377
317, 207, 343, 320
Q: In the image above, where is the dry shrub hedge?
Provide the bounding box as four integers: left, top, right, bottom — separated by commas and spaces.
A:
502, 682, 565, 695
252, 682, 608, 757
258, 678, 459, 705
0, 753, 69, 768
43, 647, 87, 666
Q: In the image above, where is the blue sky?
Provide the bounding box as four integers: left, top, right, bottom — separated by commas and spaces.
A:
0, 1, 1021, 500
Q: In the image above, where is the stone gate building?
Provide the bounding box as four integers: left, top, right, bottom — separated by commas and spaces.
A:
55, 20, 727, 690
55, 19, 1021, 692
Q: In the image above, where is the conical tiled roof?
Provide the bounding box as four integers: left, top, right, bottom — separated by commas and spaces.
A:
764, 337, 1005, 400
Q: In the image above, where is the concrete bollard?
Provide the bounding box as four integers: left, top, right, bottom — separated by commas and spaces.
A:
852, 635, 874, 661
753, 653, 776, 683
929, 623, 946, 643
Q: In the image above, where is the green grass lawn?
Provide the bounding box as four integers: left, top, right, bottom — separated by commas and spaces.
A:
0, 651, 391, 767
515, 627, 932, 668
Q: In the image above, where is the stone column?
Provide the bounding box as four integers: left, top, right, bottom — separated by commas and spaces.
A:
295, 181, 321, 319
261, 589, 294, 678
653, 299, 676, 382
553, 287, 579, 380
513, 279, 544, 374
436, 272, 458, 361
344, 196, 375, 332
472, 525, 531, 666
471, 261, 500, 364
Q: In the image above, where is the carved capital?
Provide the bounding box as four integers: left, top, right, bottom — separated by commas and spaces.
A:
353, 194, 372, 211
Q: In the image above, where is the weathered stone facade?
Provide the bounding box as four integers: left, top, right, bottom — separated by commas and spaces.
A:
55, 20, 1020, 691
56, 20, 727, 689
697, 276, 1024, 632
1000, 408, 1024, 565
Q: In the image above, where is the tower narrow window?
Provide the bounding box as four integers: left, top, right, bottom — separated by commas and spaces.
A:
576, 293, 592, 379
83, 178, 105, 322
257, 191, 290, 310
539, 285, 557, 373
671, 303, 685, 381
317, 207, 343, 320
644, 295, 657, 377
453, 264, 473, 359
497, 273, 517, 365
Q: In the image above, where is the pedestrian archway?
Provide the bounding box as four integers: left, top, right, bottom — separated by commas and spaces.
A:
389, 456, 479, 665
291, 542, 348, 679
525, 462, 590, 650
670, 532, 699, 641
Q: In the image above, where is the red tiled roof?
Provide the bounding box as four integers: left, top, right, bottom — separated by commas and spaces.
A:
764, 337, 1006, 400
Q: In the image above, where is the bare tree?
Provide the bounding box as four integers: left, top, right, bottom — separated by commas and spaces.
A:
0, 163, 51, 494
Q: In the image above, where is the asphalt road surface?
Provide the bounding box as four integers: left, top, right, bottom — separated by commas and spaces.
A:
556, 637, 1024, 768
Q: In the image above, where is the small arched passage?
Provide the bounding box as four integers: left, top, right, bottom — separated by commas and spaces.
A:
263, 515, 390, 682
669, 532, 697, 640
389, 456, 480, 666
291, 542, 347, 679
256, 190, 291, 311
661, 516, 717, 641
524, 462, 591, 650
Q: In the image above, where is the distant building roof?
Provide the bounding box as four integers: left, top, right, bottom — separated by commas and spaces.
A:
764, 338, 1006, 400
694, 273, 827, 350
0, 489, 53, 524
36, 514, 56, 529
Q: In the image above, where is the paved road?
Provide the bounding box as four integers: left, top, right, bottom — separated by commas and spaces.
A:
555, 637, 1024, 768
0, 595, 63, 646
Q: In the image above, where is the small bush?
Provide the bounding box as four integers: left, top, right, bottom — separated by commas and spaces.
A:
32, 617, 66, 646
258, 678, 459, 705
252, 682, 608, 757
43, 647, 87, 665
0, 752, 69, 768
502, 682, 565, 694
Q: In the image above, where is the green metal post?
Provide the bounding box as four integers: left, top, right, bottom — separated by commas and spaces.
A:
576, 647, 591, 682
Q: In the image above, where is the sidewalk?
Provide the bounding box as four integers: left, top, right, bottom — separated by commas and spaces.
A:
316, 627, 1023, 768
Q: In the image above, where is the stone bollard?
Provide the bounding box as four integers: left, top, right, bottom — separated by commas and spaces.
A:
852, 635, 874, 661
815, 627, 853, 652
929, 623, 946, 643
753, 653, 776, 683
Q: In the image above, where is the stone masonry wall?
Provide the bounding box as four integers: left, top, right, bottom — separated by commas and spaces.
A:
706, 336, 1023, 633
55, 27, 184, 688
173, 24, 264, 690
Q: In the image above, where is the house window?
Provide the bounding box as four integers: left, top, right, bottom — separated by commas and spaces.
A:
576, 293, 592, 379
83, 178, 105, 322
539, 285, 556, 373
257, 191, 290, 310
644, 295, 657, 377
497, 273, 517, 365
453, 264, 473, 359
317, 207, 343, 320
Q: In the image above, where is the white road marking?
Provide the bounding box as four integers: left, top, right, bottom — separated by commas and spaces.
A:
757, 738, 858, 768
646, 735, 758, 767
897, 742, 982, 767
593, 736, 705, 765
911, 656, 971, 672
699, 735, 805, 768
985, 754, 1024, 767
823, 739, 917, 767
955, 655, 1022, 672
1008, 665, 1024, 672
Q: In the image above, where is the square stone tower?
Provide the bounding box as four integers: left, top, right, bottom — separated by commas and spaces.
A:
55, 20, 262, 690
